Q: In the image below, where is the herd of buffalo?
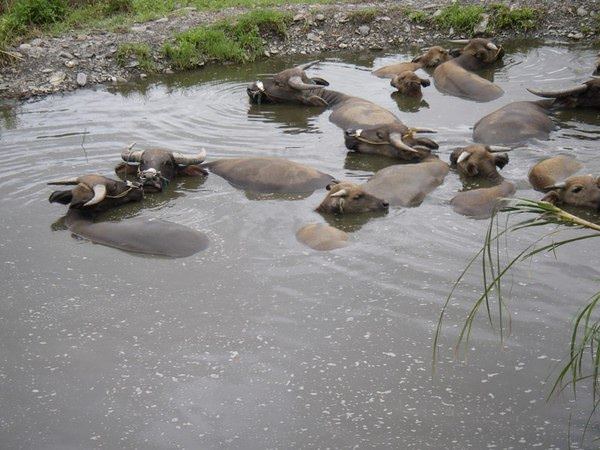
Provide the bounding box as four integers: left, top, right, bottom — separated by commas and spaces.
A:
47, 38, 600, 254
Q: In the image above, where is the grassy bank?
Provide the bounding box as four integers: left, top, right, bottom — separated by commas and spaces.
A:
433, 3, 538, 33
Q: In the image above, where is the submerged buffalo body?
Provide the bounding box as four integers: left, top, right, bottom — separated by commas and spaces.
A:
296, 223, 349, 251
473, 101, 555, 145
372, 46, 451, 79
205, 157, 334, 194
363, 158, 450, 207
451, 181, 516, 219
433, 38, 504, 102
65, 210, 209, 257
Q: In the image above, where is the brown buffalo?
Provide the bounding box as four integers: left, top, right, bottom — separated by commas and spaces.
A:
363, 158, 450, 207
595, 53, 600, 76
296, 223, 349, 251
472, 101, 556, 145
372, 46, 451, 78
204, 157, 334, 194
542, 175, 600, 210
316, 181, 389, 214
451, 181, 516, 219
48, 174, 143, 211
390, 71, 431, 98
449, 144, 510, 183
247, 62, 439, 154
344, 123, 438, 162
528, 156, 583, 192
527, 78, 600, 109
433, 38, 504, 101
116, 146, 207, 192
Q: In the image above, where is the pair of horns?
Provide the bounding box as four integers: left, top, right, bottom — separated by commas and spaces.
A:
389, 132, 427, 155
47, 177, 108, 207
121, 146, 207, 165
527, 84, 588, 99
456, 146, 510, 163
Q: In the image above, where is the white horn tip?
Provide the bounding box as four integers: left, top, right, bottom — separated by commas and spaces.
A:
457, 151, 471, 164
487, 43, 498, 50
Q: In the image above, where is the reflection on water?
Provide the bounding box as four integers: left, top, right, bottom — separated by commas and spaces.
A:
1, 42, 600, 448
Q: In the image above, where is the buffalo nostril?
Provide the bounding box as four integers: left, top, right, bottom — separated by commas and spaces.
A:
383, 201, 389, 207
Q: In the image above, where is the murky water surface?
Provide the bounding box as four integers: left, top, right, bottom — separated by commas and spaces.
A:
1, 42, 600, 448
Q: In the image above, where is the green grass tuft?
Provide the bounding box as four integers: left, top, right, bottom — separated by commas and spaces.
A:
406, 9, 428, 24
162, 9, 290, 70
347, 7, 377, 24
116, 41, 155, 72
434, 3, 484, 33
488, 4, 537, 31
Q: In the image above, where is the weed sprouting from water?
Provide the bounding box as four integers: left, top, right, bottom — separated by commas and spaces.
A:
434, 198, 600, 438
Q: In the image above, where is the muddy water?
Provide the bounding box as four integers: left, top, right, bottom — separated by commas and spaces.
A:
1, 42, 600, 448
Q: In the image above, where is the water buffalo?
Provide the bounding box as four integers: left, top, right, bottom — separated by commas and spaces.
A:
433, 38, 504, 102
528, 155, 583, 192
247, 62, 438, 154
344, 124, 438, 162
449, 144, 510, 183
363, 158, 450, 207
542, 175, 600, 210
48, 175, 143, 211
595, 53, 600, 76
316, 181, 389, 214
204, 157, 334, 194
296, 223, 349, 251
390, 71, 431, 98
451, 181, 516, 219
527, 78, 600, 109
116, 146, 207, 192
372, 46, 451, 78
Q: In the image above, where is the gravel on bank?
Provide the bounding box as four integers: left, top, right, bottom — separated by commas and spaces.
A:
1, 0, 599, 101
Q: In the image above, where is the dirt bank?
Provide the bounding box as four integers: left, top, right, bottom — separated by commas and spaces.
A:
1, 0, 599, 101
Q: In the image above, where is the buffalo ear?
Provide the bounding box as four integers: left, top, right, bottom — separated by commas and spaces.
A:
415, 137, 438, 150
310, 77, 329, 86
49, 190, 73, 205
306, 95, 328, 107
179, 164, 208, 177
411, 55, 423, 63
420, 78, 431, 87
449, 148, 462, 165
326, 180, 340, 191
542, 190, 561, 205
115, 161, 138, 176
494, 153, 509, 169
466, 162, 479, 177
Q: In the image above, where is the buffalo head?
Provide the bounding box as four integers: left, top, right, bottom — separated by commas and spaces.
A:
317, 181, 388, 214
449, 38, 504, 68
344, 123, 438, 161
450, 144, 509, 182
542, 175, 600, 210
412, 46, 452, 68
48, 174, 143, 211
247, 61, 329, 105
527, 78, 600, 109
390, 71, 430, 97
116, 146, 207, 193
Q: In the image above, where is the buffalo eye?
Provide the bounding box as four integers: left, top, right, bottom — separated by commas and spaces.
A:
571, 186, 584, 193
353, 193, 363, 200
376, 131, 385, 139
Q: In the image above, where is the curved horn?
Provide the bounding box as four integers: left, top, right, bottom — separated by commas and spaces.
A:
288, 75, 320, 91
543, 181, 566, 191
83, 184, 107, 207
457, 151, 472, 164
172, 148, 207, 166
389, 133, 421, 154
330, 189, 348, 198
297, 60, 320, 70
121, 148, 145, 162
487, 145, 512, 152
486, 42, 498, 50
47, 177, 79, 185
448, 39, 470, 44
527, 84, 588, 98
411, 127, 437, 134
